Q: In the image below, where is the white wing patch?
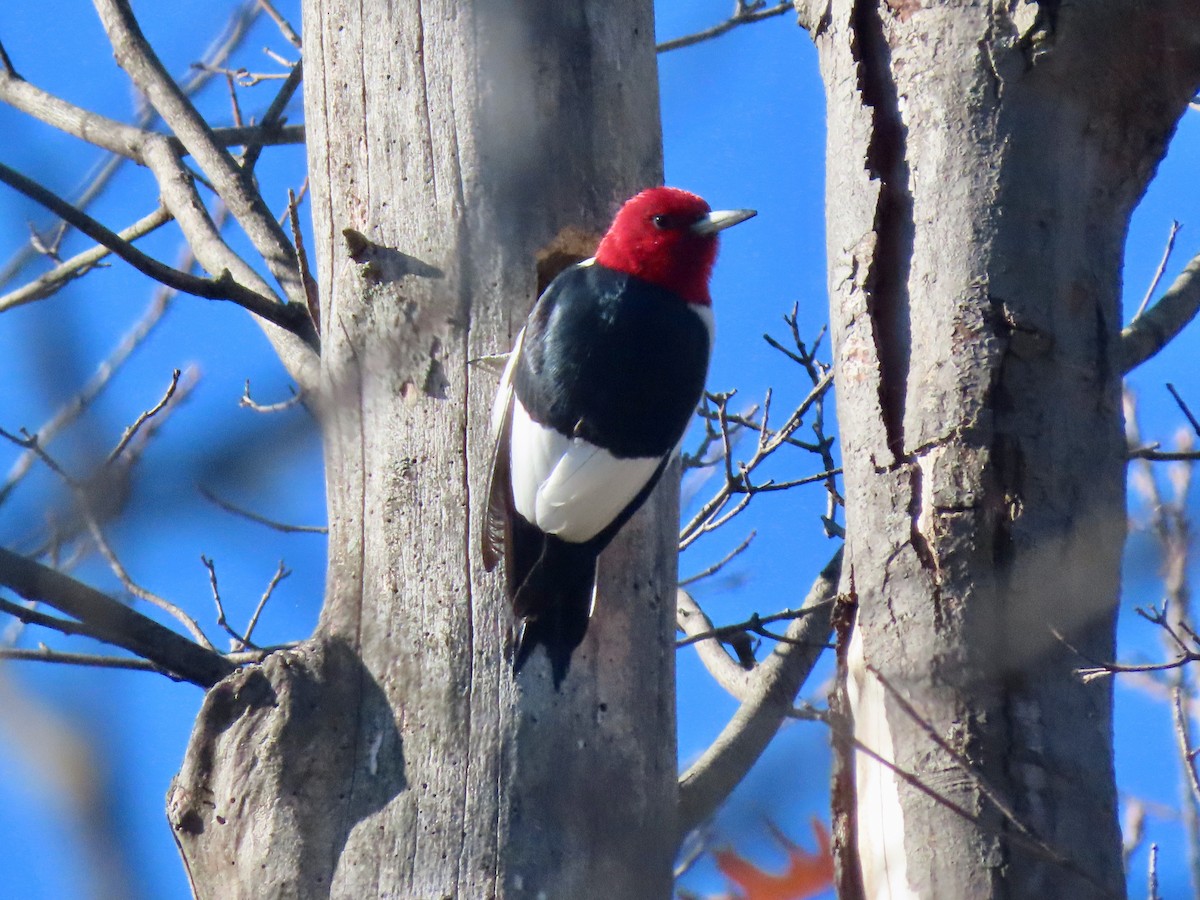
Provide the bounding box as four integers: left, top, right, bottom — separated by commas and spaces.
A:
509, 400, 662, 544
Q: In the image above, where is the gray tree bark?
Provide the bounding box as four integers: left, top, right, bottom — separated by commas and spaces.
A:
167, 3, 677, 897
818, 3, 1200, 898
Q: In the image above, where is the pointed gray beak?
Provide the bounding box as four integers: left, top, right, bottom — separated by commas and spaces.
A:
691, 208, 757, 236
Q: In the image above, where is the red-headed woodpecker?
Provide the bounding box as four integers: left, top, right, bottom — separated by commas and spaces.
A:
482, 187, 756, 686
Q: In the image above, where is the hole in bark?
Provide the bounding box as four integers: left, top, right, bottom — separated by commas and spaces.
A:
535, 226, 602, 297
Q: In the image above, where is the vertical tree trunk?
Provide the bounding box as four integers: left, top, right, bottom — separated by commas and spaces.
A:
820, 4, 1199, 898
168, 4, 677, 897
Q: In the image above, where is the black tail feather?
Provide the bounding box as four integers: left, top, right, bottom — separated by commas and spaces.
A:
503, 455, 674, 688
510, 536, 598, 688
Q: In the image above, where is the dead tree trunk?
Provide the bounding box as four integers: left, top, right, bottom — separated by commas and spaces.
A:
818, 4, 1200, 898
168, 3, 677, 897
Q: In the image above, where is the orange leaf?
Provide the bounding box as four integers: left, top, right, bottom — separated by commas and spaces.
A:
714, 819, 834, 900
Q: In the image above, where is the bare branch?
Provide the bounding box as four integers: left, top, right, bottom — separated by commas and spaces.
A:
1168, 383, 1200, 438
1, 298, 169, 502
207, 122, 305, 150
0, 160, 309, 335
0, 2, 261, 287
106, 369, 183, 464
657, 1, 795, 53
286, 186, 321, 333
676, 600, 833, 650
0, 645, 173, 674
1122, 248, 1200, 373
243, 560, 290, 646
0, 128, 301, 313
191, 62, 291, 88
137, 136, 317, 346
1174, 685, 1200, 809
82, 501, 214, 649
0, 53, 151, 159
677, 549, 840, 837
0, 642, 292, 674
198, 485, 327, 534
0, 547, 235, 686
240, 61, 303, 171
0, 595, 114, 643
1135, 221, 1182, 320
0, 64, 300, 166
201, 555, 256, 651
258, 0, 302, 48
680, 369, 835, 548
1, 204, 224, 505
0, 425, 215, 647
240, 380, 304, 413
1129, 446, 1200, 462
0, 206, 173, 312
677, 589, 754, 698
93, 0, 308, 315
680, 530, 756, 587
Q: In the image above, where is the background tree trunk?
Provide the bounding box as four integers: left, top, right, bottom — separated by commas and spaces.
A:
168, 3, 678, 897
820, 4, 1200, 898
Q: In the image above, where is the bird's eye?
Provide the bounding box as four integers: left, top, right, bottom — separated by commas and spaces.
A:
652, 214, 671, 230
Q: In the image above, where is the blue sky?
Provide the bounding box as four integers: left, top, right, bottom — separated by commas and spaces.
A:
0, 2, 1198, 897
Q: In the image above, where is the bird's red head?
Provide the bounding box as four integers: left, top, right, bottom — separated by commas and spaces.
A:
594, 187, 755, 306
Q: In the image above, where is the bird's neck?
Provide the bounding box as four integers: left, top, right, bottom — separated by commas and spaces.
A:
594, 238, 715, 307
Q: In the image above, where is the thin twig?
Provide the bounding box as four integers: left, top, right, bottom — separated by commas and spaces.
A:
680, 369, 835, 548
0, 160, 306, 333
1134, 221, 1182, 320
679, 530, 756, 586
94, 0, 307, 316
1121, 248, 1200, 373
0, 1, 262, 287
81, 501, 215, 650
1168, 383, 1200, 438
0, 546, 235, 687
0, 427, 217, 649
240, 60, 303, 171
676, 601, 835, 649
243, 560, 290, 645
0, 645, 173, 675
198, 485, 327, 534
0, 206, 173, 312
258, 0, 302, 48
106, 369, 182, 464
200, 555, 256, 651
286, 186, 320, 334
191, 62, 290, 87
1174, 685, 1200, 809
0, 595, 110, 642
0, 642, 294, 674
240, 380, 303, 413
2, 208, 223, 506
657, 0, 794, 53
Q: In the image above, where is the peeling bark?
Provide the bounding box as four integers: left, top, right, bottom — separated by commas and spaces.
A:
819, 3, 1200, 897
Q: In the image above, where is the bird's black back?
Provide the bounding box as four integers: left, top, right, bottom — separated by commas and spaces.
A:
514, 263, 711, 458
